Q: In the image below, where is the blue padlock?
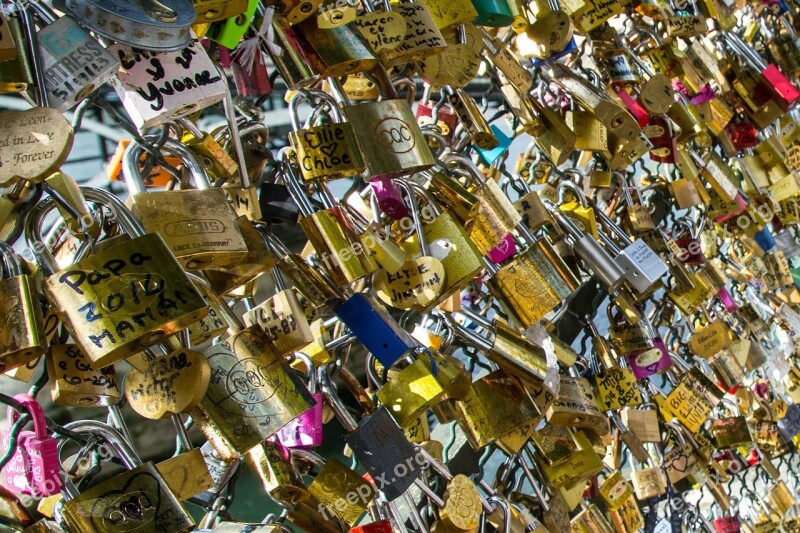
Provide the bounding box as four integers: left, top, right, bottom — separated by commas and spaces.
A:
476, 125, 512, 165
334, 293, 416, 367
753, 226, 777, 252
533, 37, 577, 67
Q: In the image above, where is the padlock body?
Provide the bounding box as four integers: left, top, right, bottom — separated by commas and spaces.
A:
289, 123, 365, 181
276, 392, 324, 448
61, 462, 193, 533
0, 275, 46, 373
191, 325, 314, 461
43, 234, 208, 368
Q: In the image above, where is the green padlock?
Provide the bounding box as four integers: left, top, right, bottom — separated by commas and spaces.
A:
469, 0, 513, 27
206, 0, 259, 49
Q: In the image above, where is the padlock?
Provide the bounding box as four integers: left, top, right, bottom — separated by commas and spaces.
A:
320, 368, 422, 501
177, 118, 239, 181
189, 293, 314, 461
302, 452, 375, 528
630, 449, 666, 501
205, 0, 258, 49
123, 341, 211, 420
342, 81, 435, 177
0, 9, 33, 94
535, 429, 604, 489
60, 420, 194, 533
394, 181, 483, 306
123, 138, 250, 271
293, 12, 378, 77
26, 187, 209, 368
108, 34, 228, 128
61, 0, 195, 51
244, 272, 313, 356
546, 374, 609, 437
191, 0, 249, 22
287, 90, 365, 181
46, 343, 120, 407
0, 242, 46, 373
0, 395, 61, 498
711, 400, 753, 449
276, 353, 324, 448
30, 3, 120, 112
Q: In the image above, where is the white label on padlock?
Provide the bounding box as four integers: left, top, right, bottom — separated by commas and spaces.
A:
109, 33, 228, 129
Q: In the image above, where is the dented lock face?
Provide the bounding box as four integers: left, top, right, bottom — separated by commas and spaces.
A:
342, 98, 436, 177
287, 93, 365, 181
62, 0, 196, 51
61, 462, 194, 533
37, 16, 120, 112
190, 325, 314, 461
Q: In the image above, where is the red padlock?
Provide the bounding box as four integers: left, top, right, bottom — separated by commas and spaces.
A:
351, 519, 394, 533
1, 395, 62, 498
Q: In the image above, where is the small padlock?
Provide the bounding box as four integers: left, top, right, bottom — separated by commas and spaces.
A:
0, 395, 61, 498
276, 353, 324, 448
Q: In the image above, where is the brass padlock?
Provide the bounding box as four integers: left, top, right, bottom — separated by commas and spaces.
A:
342, 82, 436, 177
123, 139, 249, 271
190, 309, 315, 461
46, 343, 120, 407
60, 421, 194, 533
0, 242, 46, 373
27, 188, 209, 369
287, 90, 365, 181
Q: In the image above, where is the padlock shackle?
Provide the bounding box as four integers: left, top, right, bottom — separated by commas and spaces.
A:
393, 179, 431, 257
7, 394, 48, 440
123, 138, 212, 194
0, 241, 23, 278
63, 420, 143, 469
279, 148, 316, 217
185, 272, 245, 333
318, 363, 359, 432
25, 187, 145, 275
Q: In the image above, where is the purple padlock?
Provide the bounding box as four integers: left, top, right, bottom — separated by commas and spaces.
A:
625, 336, 673, 380
276, 356, 323, 448
371, 176, 409, 221
716, 287, 738, 312
1, 395, 62, 497
486, 234, 517, 263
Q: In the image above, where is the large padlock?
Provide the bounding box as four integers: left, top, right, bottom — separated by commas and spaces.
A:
0, 395, 61, 498
26, 187, 209, 368
189, 296, 315, 461
123, 138, 250, 271
342, 80, 436, 177
60, 421, 194, 533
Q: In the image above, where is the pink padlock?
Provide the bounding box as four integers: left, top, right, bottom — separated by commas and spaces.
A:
371, 176, 409, 221
486, 234, 517, 263
1, 395, 62, 497
615, 89, 649, 128
277, 355, 323, 448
